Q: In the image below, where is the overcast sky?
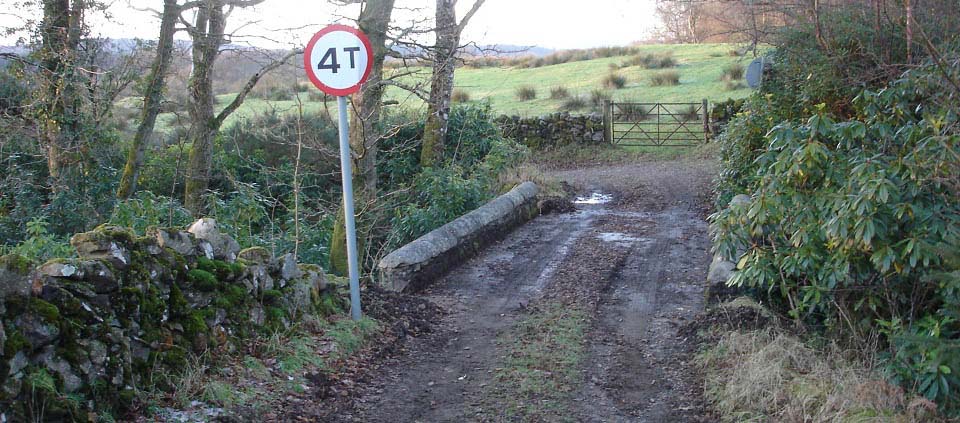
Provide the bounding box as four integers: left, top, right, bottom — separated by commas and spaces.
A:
0, 0, 661, 50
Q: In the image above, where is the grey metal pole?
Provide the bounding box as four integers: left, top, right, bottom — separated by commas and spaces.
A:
337, 95, 362, 321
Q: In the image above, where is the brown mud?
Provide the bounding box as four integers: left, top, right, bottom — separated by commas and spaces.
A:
293, 158, 718, 422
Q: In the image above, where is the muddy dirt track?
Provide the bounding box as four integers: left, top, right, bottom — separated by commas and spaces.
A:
331, 158, 717, 422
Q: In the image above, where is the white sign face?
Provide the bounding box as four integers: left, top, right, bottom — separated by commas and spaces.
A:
304, 25, 373, 96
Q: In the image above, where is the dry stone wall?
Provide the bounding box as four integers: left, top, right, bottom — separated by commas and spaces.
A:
497, 112, 606, 148
0, 219, 329, 420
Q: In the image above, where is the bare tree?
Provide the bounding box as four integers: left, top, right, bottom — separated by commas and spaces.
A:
419, 0, 484, 167
656, 0, 707, 43
181, 0, 299, 214
117, 0, 182, 200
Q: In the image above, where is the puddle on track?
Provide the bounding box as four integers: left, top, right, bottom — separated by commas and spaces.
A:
574, 192, 613, 204
596, 232, 651, 247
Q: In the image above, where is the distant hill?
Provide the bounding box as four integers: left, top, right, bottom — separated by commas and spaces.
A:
461, 45, 554, 58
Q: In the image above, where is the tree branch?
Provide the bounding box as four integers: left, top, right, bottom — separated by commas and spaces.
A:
214, 48, 300, 125
457, 0, 485, 33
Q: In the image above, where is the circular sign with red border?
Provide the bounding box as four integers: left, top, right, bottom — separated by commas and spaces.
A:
304, 25, 374, 96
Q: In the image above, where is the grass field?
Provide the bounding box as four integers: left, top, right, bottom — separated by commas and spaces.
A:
446, 43, 753, 116
147, 43, 756, 132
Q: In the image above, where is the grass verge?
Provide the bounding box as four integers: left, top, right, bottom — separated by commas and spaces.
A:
139, 313, 382, 420
532, 140, 720, 170
695, 298, 942, 422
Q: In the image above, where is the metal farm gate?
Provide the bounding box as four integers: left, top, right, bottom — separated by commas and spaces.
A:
605, 100, 709, 147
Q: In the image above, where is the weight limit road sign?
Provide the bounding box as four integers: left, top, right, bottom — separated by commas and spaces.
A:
303, 25, 374, 321
304, 24, 374, 96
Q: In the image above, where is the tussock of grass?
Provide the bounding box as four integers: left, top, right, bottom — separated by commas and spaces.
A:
650, 71, 681, 86
601, 73, 627, 89
624, 52, 676, 69
515, 85, 537, 101
615, 102, 649, 121
560, 95, 587, 111
724, 81, 746, 91
496, 163, 565, 199
681, 104, 700, 121
549, 86, 571, 100
589, 89, 611, 108
719, 64, 745, 92
452, 89, 471, 103
720, 63, 744, 82
698, 303, 941, 422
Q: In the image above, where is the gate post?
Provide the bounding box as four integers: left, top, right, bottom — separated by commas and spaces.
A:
603, 100, 612, 143
702, 98, 710, 142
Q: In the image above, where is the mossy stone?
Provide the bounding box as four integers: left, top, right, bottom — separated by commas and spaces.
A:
223, 285, 248, 308
3, 328, 30, 359
187, 269, 218, 292
168, 283, 188, 318
183, 312, 208, 341
29, 298, 60, 322
0, 254, 34, 275
91, 224, 136, 246
261, 289, 282, 304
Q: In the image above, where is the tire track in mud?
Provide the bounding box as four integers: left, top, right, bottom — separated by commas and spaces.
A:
340, 159, 716, 423
345, 209, 597, 422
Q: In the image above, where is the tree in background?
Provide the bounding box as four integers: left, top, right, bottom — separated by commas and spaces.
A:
182, 0, 298, 214
419, 0, 484, 168
655, 0, 707, 43
328, 0, 396, 275
37, 0, 86, 191
116, 0, 182, 200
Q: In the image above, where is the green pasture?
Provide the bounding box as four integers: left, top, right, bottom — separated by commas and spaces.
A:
147, 43, 759, 133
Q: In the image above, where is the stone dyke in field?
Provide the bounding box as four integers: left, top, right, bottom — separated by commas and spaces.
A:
497, 112, 606, 148
378, 182, 540, 293
0, 219, 330, 421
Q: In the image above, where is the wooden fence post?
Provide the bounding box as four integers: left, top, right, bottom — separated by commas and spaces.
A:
702, 98, 710, 142
603, 100, 612, 143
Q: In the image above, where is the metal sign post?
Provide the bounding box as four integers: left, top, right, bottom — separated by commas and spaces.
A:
304, 25, 374, 321
336, 96, 362, 321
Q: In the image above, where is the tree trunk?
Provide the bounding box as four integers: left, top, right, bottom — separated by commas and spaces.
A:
117, 0, 180, 200
39, 0, 80, 191
329, 0, 395, 276
420, 0, 458, 168
183, 0, 225, 215
904, 0, 913, 63
181, 0, 292, 215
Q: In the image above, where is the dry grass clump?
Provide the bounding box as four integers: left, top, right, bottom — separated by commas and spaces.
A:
623, 52, 676, 69
615, 102, 649, 121
560, 95, 587, 111
550, 86, 571, 100
589, 89, 611, 108
681, 104, 700, 121
697, 300, 941, 422
650, 71, 681, 86
496, 163, 565, 199
601, 73, 627, 89
720, 63, 744, 81
452, 89, 471, 103
515, 85, 537, 101
720, 64, 746, 91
